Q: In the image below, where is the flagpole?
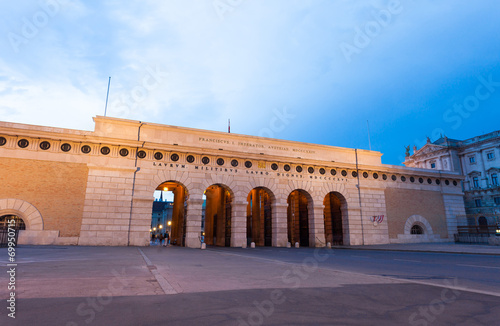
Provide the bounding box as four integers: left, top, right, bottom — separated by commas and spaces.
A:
104, 77, 111, 117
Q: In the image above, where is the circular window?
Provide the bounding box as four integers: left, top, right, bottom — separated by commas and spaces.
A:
391, 175, 397, 181
401, 176, 406, 182
137, 150, 147, 159
453, 180, 458, 186
341, 170, 347, 177
410, 177, 415, 183
419, 178, 424, 184
308, 167, 314, 174
154, 152, 163, 160
61, 143, 72, 152
202, 156, 210, 165
382, 174, 387, 180
18, 139, 29, 148
245, 161, 252, 168
100, 147, 110, 155
81, 145, 91, 154
217, 158, 224, 166
119, 148, 129, 157
320, 168, 325, 175
331, 169, 337, 176
40, 141, 51, 150
373, 173, 379, 179
284, 164, 291, 172
352, 171, 358, 178
0, 137, 6, 146
363, 172, 368, 178
187, 155, 195, 163
271, 163, 278, 170
427, 178, 432, 184
436, 179, 441, 185
445, 180, 450, 185
411, 225, 424, 235
296, 166, 303, 173
171, 153, 179, 162
231, 159, 239, 167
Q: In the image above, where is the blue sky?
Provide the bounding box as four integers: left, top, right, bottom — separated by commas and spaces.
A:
1, 0, 499, 165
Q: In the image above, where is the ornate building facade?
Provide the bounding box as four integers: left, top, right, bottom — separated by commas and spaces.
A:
404, 131, 500, 227
0, 117, 466, 247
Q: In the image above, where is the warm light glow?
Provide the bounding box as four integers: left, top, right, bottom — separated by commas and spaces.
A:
153, 227, 156, 231
167, 221, 171, 226
159, 225, 163, 229
164, 187, 168, 191
149, 229, 152, 232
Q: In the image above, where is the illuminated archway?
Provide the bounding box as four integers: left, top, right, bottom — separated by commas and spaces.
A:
152, 181, 188, 246
287, 190, 311, 247
246, 187, 273, 247
323, 192, 347, 246
203, 184, 233, 247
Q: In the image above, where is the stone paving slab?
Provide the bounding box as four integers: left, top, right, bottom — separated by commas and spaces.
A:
336, 242, 500, 255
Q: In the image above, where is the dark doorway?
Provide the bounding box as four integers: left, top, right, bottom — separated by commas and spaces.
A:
324, 193, 344, 245
287, 190, 310, 247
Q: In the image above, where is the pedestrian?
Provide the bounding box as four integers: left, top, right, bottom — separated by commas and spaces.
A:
164, 231, 170, 247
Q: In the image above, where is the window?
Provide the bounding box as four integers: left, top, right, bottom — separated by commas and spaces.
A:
475, 199, 482, 207
487, 152, 495, 160
430, 162, 436, 169
0, 215, 26, 230
473, 177, 479, 188
494, 197, 500, 205
411, 225, 424, 235
469, 156, 476, 164
492, 174, 498, 186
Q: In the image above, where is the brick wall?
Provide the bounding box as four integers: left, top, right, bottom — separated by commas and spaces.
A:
385, 188, 448, 239
0, 157, 88, 236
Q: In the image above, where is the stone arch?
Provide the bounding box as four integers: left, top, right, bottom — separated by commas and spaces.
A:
404, 215, 433, 235
322, 191, 349, 246
317, 183, 352, 204
0, 199, 43, 231
284, 180, 315, 205
239, 177, 279, 203
150, 170, 195, 197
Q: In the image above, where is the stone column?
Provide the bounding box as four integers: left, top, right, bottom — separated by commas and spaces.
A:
185, 198, 204, 248
231, 201, 247, 247
310, 205, 326, 247
273, 203, 288, 247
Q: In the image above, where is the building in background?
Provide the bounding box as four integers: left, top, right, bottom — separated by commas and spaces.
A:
404, 130, 500, 229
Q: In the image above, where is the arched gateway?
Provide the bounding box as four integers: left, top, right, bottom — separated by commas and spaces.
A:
0, 116, 466, 247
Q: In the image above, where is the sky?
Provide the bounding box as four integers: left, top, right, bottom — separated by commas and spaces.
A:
1, 0, 499, 166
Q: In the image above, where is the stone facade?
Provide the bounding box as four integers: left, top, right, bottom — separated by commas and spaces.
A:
0, 117, 466, 247
404, 131, 500, 227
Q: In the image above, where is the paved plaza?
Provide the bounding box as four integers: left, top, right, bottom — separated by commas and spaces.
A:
1, 244, 500, 325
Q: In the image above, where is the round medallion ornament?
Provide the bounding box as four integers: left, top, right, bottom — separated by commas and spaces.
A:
453, 180, 458, 186
187, 155, 195, 163
231, 159, 239, 167
61, 143, 72, 152
427, 178, 432, 184
319, 168, 325, 175
202, 156, 210, 165
154, 152, 163, 160
391, 175, 397, 181
296, 166, 302, 173
271, 163, 278, 170
171, 153, 179, 162
137, 150, 147, 159
100, 147, 110, 155
245, 161, 252, 168
341, 170, 347, 177
308, 167, 314, 174
0, 137, 6, 146
373, 173, 379, 179
217, 158, 224, 166
436, 179, 441, 185
445, 180, 450, 186
410, 177, 415, 183
352, 171, 358, 178
40, 141, 51, 150
401, 176, 406, 182
81, 145, 91, 154
419, 178, 424, 184
119, 148, 129, 157
331, 169, 337, 176
382, 174, 387, 180
18, 139, 29, 148
363, 172, 368, 178
284, 164, 291, 172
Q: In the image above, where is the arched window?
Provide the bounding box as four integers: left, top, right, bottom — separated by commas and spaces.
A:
410, 224, 423, 235
0, 215, 26, 230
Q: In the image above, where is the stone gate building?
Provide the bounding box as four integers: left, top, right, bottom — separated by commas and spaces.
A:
0, 117, 466, 247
